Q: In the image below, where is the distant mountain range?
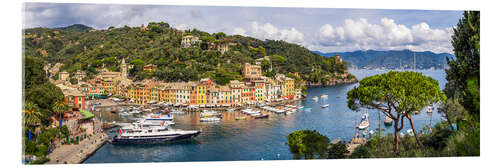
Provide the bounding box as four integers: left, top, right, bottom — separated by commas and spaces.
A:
313, 49, 455, 70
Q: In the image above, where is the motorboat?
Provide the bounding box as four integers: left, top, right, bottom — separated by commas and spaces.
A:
312, 96, 319, 101
426, 106, 433, 113
320, 94, 328, 99
358, 113, 370, 130
111, 124, 200, 144
253, 114, 269, 119
321, 104, 329, 108
235, 116, 247, 120
384, 116, 393, 126
134, 118, 175, 127
302, 108, 312, 112
200, 117, 221, 122
119, 112, 132, 116
170, 109, 185, 114
241, 108, 261, 115
143, 113, 174, 122
200, 110, 221, 117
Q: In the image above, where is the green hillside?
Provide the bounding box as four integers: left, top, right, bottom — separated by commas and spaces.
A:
23, 22, 352, 85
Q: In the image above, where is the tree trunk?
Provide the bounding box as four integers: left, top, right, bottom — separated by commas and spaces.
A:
407, 115, 424, 148
393, 118, 400, 153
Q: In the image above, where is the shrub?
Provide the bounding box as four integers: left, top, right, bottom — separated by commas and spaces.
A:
35, 145, 48, 157
350, 145, 371, 158
327, 141, 349, 159
24, 140, 37, 154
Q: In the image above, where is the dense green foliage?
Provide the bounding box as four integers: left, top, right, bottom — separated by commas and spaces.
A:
24, 56, 64, 125
286, 130, 330, 159
347, 71, 446, 152
315, 49, 454, 69
348, 120, 479, 158
444, 11, 480, 115
23, 22, 348, 85
327, 141, 349, 159
23, 55, 69, 160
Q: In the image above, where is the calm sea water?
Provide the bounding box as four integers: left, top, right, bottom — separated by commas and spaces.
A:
84, 69, 446, 163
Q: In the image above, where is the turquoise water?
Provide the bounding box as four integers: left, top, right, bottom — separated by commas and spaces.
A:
84, 69, 446, 163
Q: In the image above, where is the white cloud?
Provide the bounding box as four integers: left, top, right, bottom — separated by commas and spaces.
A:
233, 21, 305, 44
232, 27, 247, 36
318, 18, 453, 53
174, 24, 190, 30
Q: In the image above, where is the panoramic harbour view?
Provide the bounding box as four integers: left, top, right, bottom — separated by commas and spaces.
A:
21, 2, 480, 165
84, 69, 446, 163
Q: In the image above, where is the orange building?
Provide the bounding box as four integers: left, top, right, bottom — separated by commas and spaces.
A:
58, 85, 86, 110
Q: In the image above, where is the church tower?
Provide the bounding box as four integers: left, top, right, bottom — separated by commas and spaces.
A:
121, 58, 127, 78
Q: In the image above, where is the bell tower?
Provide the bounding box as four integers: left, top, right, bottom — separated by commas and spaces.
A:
121, 58, 127, 78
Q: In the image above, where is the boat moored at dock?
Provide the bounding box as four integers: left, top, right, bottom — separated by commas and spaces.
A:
111, 123, 200, 144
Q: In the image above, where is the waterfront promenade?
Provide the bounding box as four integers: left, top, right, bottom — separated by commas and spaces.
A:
46, 120, 108, 164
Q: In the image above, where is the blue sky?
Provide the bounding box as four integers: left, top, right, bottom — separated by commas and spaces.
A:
23, 3, 463, 53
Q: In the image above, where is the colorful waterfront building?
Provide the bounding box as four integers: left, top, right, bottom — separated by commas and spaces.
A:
242, 63, 262, 80
220, 85, 231, 106
241, 84, 255, 105
230, 80, 242, 106
252, 79, 266, 103
57, 84, 86, 110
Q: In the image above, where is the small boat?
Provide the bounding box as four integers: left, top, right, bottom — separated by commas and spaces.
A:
200, 117, 221, 122
312, 96, 319, 101
227, 109, 235, 112
321, 104, 329, 108
200, 110, 221, 117
426, 106, 433, 113
250, 113, 261, 117
358, 113, 370, 129
320, 94, 328, 99
143, 113, 174, 122
254, 114, 269, 119
384, 116, 393, 126
170, 109, 185, 114
235, 116, 247, 120
369, 130, 375, 135
119, 112, 132, 116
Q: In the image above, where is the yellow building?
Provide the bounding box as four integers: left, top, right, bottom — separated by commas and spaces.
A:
242, 63, 262, 79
